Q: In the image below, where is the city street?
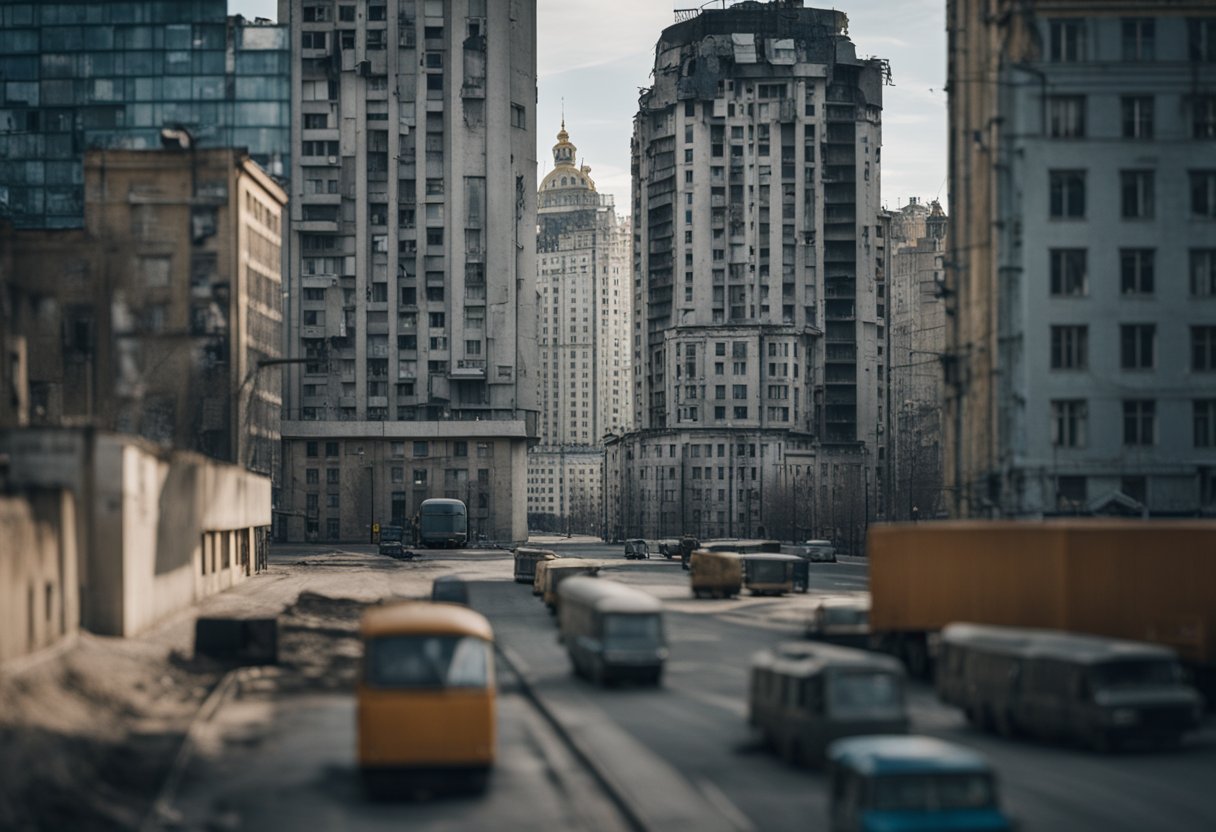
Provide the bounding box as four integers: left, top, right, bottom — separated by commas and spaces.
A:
156, 541, 1216, 832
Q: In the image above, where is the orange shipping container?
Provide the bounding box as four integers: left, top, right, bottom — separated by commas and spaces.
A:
868, 520, 1216, 666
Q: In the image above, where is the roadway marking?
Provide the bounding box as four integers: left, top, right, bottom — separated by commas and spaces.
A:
697, 778, 758, 832
665, 680, 748, 718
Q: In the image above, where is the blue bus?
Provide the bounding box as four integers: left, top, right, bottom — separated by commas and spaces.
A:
418, 498, 468, 548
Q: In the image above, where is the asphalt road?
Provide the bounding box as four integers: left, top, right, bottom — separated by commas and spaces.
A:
162, 541, 1216, 831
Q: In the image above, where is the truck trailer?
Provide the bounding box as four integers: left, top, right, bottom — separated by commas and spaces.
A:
867, 520, 1216, 697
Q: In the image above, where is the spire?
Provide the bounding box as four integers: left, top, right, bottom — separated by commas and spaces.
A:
552, 121, 576, 168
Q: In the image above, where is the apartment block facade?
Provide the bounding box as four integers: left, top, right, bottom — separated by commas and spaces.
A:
527, 124, 632, 532
0, 0, 290, 229
2, 148, 286, 472
607, 1, 889, 547
278, 0, 538, 543
946, 1, 1216, 517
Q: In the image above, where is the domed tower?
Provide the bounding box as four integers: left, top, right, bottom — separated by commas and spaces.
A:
539, 121, 598, 208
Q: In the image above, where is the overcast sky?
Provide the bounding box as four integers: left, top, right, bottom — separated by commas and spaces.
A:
231, 0, 947, 213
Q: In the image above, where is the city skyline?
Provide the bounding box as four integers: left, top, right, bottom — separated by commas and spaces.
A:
231, 0, 948, 210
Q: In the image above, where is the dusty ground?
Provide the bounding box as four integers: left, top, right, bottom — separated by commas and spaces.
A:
0, 634, 220, 831
0, 591, 389, 831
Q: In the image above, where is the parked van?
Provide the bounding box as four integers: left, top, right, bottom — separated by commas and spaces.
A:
513, 547, 557, 584
750, 642, 908, 766
937, 623, 1203, 750
558, 577, 667, 686
540, 560, 600, 613
828, 735, 1013, 832
357, 603, 495, 793
689, 549, 743, 599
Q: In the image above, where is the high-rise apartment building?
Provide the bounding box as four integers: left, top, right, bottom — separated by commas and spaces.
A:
887, 198, 946, 520
526, 124, 632, 531
946, 1, 1216, 517
279, 0, 538, 543
0, 1, 290, 229
607, 1, 889, 546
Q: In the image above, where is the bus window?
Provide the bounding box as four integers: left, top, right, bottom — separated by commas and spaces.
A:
826, 672, 904, 719
603, 614, 662, 643
365, 635, 490, 689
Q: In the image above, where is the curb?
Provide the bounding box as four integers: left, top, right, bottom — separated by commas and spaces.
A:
495, 644, 650, 832
139, 666, 252, 832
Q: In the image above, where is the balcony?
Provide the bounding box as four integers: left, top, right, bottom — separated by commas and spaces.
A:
450, 360, 486, 380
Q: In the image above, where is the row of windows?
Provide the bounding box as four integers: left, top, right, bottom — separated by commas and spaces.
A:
1046, 17, 1216, 63
1048, 248, 1216, 297
1047, 94, 1215, 140
1049, 325, 1216, 371
1051, 398, 1216, 448
1049, 170, 1216, 220
303, 439, 494, 458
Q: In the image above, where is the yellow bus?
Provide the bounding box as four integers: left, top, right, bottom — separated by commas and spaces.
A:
689, 549, 743, 599
357, 602, 496, 793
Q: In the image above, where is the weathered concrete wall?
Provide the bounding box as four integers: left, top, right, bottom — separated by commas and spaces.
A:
0, 490, 79, 664
1, 428, 270, 638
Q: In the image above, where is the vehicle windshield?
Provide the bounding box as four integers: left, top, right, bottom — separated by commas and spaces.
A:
826, 671, 903, 719
364, 634, 491, 689
750, 560, 790, 582
379, 527, 403, 542
602, 614, 662, 644
421, 514, 465, 533
1088, 659, 1181, 691
868, 773, 996, 811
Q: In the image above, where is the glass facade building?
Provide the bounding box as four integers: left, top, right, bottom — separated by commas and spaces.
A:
0, 1, 290, 228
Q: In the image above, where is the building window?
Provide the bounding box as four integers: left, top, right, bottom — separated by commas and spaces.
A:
1120, 249, 1154, 295
1195, 399, 1216, 447
1050, 325, 1088, 370
413, 441, 428, 457
511, 103, 526, 129
1121, 96, 1153, 139
413, 469, 427, 486
1120, 324, 1155, 369
1123, 399, 1156, 446
1120, 476, 1147, 506
1190, 171, 1216, 218
301, 31, 328, 50
1120, 170, 1154, 219
1121, 18, 1155, 61
1187, 18, 1216, 62
1049, 19, 1086, 63
306, 441, 318, 457
1051, 400, 1087, 448
327, 468, 339, 485
326, 441, 339, 457
733, 406, 748, 419
1192, 250, 1216, 296
1049, 170, 1086, 218
1047, 96, 1085, 138
1193, 326, 1216, 371
1056, 476, 1087, 512
1193, 96, 1216, 139
306, 468, 319, 485
304, 113, 328, 130
1049, 248, 1087, 296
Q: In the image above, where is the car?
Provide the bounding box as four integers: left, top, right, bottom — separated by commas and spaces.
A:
624, 539, 650, 560
806, 595, 871, 649
803, 539, 837, 563
656, 539, 679, 559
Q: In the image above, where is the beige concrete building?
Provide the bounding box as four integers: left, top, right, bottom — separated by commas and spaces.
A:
1, 148, 287, 475
609, 2, 890, 548
278, 0, 539, 542
527, 124, 632, 532
946, 0, 1216, 517
887, 198, 946, 520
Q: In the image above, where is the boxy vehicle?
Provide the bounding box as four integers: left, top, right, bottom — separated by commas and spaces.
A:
827, 735, 1014, 832
558, 577, 667, 686
357, 602, 496, 794
689, 549, 743, 599
417, 498, 468, 548
807, 595, 872, 649
750, 642, 909, 766
937, 623, 1203, 751
540, 560, 601, 613
624, 539, 651, 560
742, 552, 806, 595
513, 547, 558, 584
377, 525, 409, 558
